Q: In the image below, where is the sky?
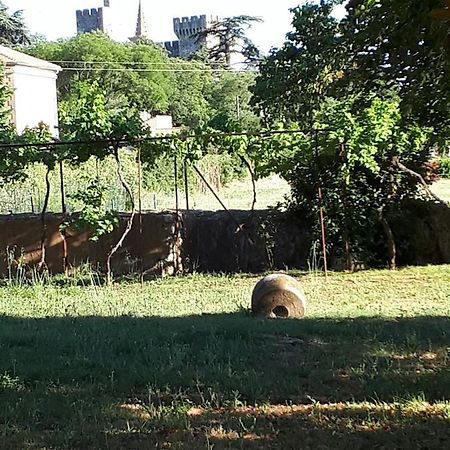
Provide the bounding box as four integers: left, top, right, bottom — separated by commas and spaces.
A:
3, 0, 347, 53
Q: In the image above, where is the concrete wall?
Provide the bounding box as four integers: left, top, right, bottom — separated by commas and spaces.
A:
0, 210, 311, 278
0, 213, 181, 278
6, 65, 59, 137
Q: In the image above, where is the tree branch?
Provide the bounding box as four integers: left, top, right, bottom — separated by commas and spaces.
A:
393, 157, 446, 204
38, 166, 51, 270
105, 145, 136, 285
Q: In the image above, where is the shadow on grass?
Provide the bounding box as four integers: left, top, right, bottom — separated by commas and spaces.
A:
0, 314, 449, 448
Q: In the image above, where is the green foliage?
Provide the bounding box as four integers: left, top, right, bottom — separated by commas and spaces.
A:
59, 79, 145, 165
343, 0, 450, 139
0, 122, 54, 182
440, 157, 450, 178
208, 72, 260, 131
248, 96, 432, 265
252, 2, 343, 126
0, 1, 29, 45
59, 81, 111, 141
168, 59, 213, 128
61, 182, 119, 241
250, 1, 446, 265
253, 0, 449, 135
26, 33, 173, 113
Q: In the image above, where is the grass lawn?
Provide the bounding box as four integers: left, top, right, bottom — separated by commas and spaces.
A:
0, 266, 449, 449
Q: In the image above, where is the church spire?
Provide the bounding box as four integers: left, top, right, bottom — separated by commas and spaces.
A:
134, 0, 149, 40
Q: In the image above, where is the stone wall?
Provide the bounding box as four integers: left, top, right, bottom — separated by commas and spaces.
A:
163, 15, 218, 58
389, 200, 450, 266
182, 210, 312, 273
76, 8, 104, 34
0, 203, 449, 279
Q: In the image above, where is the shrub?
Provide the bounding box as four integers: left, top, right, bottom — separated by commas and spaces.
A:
439, 157, 450, 179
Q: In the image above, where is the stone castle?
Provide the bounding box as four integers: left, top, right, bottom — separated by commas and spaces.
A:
75, 0, 218, 58
163, 15, 218, 58
76, 0, 113, 37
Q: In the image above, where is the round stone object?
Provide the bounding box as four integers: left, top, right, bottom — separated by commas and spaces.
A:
251, 274, 306, 319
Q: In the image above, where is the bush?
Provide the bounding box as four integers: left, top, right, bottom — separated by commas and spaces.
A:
439, 157, 450, 179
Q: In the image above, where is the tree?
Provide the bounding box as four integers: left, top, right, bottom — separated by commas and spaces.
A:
26, 33, 173, 114
168, 59, 213, 128
342, 0, 450, 139
58, 80, 146, 284
252, 3, 343, 126
248, 96, 434, 268
0, 1, 29, 45
250, 1, 445, 268
197, 15, 262, 66
208, 71, 260, 131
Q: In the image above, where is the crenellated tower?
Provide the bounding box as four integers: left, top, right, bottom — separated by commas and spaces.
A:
163, 15, 218, 58
76, 1, 113, 36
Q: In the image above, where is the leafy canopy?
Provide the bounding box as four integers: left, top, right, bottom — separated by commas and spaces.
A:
26, 33, 173, 114
0, 1, 29, 45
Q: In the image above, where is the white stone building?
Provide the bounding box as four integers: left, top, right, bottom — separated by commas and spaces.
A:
0, 45, 61, 137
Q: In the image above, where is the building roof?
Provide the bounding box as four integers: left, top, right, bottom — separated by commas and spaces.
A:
0, 45, 61, 72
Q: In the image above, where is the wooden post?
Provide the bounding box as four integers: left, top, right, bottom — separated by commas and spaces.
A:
59, 160, 68, 276
137, 147, 144, 286
315, 130, 328, 280
174, 156, 179, 212
183, 159, 190, 211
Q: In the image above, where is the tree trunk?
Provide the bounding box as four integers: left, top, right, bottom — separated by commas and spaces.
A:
378, 206, 396, 270
340, 143, 352, 271
239, 155, 257, 211
105, 146, 136, 286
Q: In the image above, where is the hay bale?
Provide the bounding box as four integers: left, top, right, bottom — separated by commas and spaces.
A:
251, 274, 306, 319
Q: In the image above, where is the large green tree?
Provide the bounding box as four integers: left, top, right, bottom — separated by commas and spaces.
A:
168, 59, 213, 128
26, 33, 173, 114
0, 1, 29, 45
197, 15, 262, 66
208, 71, 260, 131
252, 3, 342, 126
342, 0, 450, 139
250, 1, 446, 268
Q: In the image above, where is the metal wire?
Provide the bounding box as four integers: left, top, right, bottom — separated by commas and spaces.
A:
0, 128, 332, 150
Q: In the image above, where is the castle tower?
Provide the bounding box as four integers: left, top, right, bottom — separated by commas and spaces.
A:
131, 0, 150, 42
168, 15, 218, 58
76, 1, 113, 36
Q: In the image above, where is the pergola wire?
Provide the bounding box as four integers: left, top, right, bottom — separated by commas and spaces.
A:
0, 128, 333, 150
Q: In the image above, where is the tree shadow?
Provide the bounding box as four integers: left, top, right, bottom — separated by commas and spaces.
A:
1, 314, 449, 448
